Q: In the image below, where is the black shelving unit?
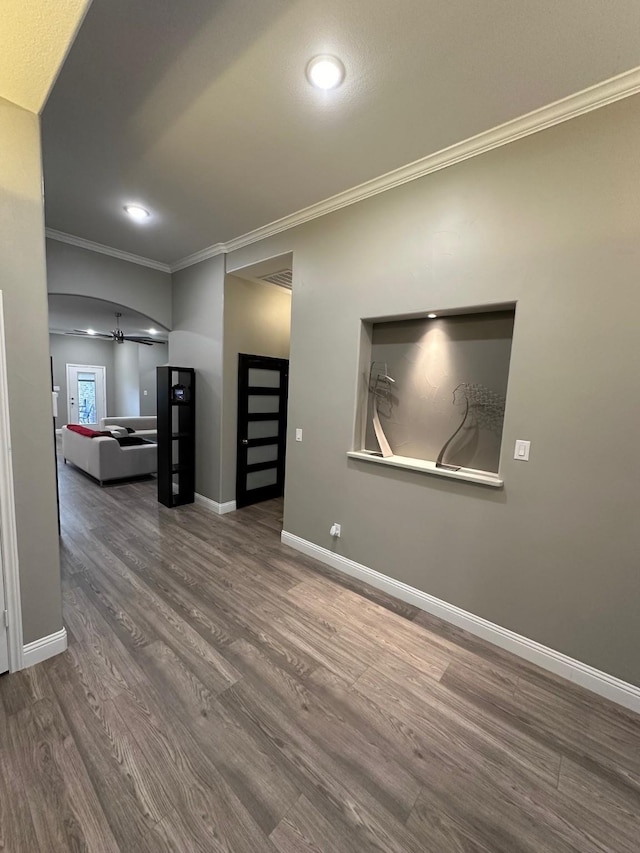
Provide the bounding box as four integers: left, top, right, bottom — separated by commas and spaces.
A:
157, 366, 195, 507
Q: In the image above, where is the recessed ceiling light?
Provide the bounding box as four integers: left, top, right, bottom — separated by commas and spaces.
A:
124, 204, 150, 221
306, 55, 345, 90
428, 313, 437, 319
86, 328, 96, 335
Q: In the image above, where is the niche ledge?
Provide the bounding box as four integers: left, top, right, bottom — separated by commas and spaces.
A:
347, 450, 504, 488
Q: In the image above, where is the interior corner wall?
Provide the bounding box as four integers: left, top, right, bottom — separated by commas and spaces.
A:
46, 238, 173, 330
139, 344, 165, 415
49, 333, 116, 429
0, 97, 63, 644
226, 94, 640, 687
220, 275, 291, 503
169, 254, 225, 502
113, 340, 141, 416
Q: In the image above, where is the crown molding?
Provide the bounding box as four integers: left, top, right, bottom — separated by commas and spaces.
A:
170, 65, 640, 271
45, 228, 172, 273
170, 242, 226, 273
47, 67, 640, 276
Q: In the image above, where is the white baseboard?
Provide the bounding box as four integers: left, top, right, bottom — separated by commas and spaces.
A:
195, 493, 237, 515
23, 627, 67, 668
281, 531, 640, 714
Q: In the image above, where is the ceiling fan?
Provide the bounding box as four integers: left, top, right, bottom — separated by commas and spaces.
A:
65, 312, 166, 346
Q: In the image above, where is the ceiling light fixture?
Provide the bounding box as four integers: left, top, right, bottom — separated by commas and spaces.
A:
124, 204, 150, 221
148, 328, 158, 335
86, 328, 96, 335
428, 313, 437, 319
306, 55, 345, 90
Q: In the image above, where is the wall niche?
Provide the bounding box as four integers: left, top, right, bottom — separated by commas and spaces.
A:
352, 307, 515, 485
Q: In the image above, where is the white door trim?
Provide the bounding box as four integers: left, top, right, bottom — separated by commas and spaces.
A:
66, 363, 107, 425
0, 292, 24, 671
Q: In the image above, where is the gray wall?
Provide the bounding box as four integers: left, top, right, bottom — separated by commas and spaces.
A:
139, 344, 166, 415
1, 98, 63, 644
226, 95, 640, 686
220, 275, 291, 502
113, 341, 141, 416
46, 238, 172, 330
366, 312, 514, 472
49, 334, 116, 430
169, 255, 225, 502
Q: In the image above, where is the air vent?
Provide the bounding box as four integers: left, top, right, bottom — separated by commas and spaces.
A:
259, 269, 293, 290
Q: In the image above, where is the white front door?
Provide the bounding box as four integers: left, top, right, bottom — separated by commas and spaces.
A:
66, 364, 107, 426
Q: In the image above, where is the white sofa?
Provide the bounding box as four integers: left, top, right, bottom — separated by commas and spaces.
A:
62, 425, 157, 485
99, 416, 157, 441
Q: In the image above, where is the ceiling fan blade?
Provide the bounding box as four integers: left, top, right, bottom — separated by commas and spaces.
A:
67, 330, 113, 339
123, 335, 165, 346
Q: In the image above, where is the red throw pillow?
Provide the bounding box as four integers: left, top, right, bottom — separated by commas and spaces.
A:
66, 424, 111, 438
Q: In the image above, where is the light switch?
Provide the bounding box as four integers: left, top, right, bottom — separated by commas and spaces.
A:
143, 389, 148, 396
295, 428, 303, 442
514, 439, 530, 461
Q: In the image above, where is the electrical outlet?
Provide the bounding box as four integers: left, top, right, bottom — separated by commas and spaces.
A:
330, 523, 341, 538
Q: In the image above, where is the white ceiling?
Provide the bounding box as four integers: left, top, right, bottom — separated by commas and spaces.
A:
0, 0, 90, 113
48, 294, 169, 339
42, 0, 640, 266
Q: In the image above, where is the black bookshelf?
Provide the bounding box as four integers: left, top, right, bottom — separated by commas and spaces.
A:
157, 366, 195, 507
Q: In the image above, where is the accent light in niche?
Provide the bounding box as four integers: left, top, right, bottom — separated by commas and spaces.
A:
124, 204, 150, 221
306, 55, 345, 90
428, 313, 437, 319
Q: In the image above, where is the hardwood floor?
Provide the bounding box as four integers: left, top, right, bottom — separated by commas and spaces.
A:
1, 458, 639, 851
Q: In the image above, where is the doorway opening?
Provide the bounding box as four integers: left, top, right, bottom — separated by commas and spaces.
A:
224, 253, 292, 519
66, 363, 107, 426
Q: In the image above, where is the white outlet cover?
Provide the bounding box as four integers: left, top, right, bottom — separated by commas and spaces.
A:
514, 439, 531, 461
295, 428, 303, 442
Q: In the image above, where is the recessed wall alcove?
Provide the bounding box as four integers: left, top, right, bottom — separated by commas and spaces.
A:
351, 305, 516, 487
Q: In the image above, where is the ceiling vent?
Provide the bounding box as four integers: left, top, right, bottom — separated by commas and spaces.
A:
258, 269, 293, 290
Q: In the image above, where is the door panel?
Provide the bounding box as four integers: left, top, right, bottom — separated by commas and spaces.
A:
247, 420, 279, 439
246, 468, 279, 490
247, 444, 279, 465
248, 368, 280, 387
248, 394, 281, 414
236, 354, 289, 509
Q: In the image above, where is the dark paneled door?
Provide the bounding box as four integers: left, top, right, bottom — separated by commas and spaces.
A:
236, 354, 289, 509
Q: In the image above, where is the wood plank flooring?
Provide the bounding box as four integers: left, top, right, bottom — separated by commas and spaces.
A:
1, 458, 639, 851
